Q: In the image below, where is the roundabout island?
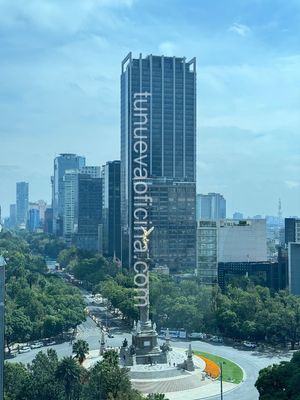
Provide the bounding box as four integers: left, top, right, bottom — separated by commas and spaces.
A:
83, 323, 244, 400
83, 230, 244, 399
82, 228, 244, 399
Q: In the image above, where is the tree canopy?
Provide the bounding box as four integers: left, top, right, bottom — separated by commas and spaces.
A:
0, 232, 86, 347
4, 349, 144, 400
255, 351, 300, 399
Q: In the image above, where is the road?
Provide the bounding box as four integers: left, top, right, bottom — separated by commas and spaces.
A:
9, 295, 293, 400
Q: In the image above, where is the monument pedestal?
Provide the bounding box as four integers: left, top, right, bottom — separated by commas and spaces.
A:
121, 321, 168, 366
132, 327, 167, 365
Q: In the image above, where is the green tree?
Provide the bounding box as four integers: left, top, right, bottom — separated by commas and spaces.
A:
5, 307, 33, 346
4, 362, 29, 400
83, 350, 141, 400
26, 349, 63, 400
55, 357, 82, 400
73, 340, 90, 365
147, 395, 169, 400
255, 351, 300, 399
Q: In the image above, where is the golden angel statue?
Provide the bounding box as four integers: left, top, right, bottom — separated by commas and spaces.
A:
141, 226, 154, 250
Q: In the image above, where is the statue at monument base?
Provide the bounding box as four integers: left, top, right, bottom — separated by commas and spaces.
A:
178, 344, 195, 372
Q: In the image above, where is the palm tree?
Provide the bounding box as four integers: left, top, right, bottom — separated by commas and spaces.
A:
72, 339, 89, 365
55, 356, 81, 400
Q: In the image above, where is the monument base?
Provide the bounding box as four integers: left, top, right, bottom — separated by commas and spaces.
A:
120, 321, 168, 366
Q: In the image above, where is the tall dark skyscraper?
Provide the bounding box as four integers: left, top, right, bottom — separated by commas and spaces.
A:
16, 182, 29, 227
52, 153, 85, 235
76, 173, 102, 251
44, 207, 53, 234
285, 217, 300, 244
121, 53, 196, 270
102, 160, 121, 259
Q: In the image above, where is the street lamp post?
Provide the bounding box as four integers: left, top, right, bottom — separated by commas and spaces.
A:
220, 362, 223, 400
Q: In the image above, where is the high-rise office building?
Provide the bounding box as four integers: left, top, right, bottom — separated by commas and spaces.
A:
44, 207, 53, 234
285, 217, 300, 244
28, 208, 40, 232
76, 172, 102, 251
16, 182, 29, 227
233, 212, 243, 220
288, 242, 300, 295
37, 200, 47, 223
197, 220, 218, 285
9, 204, 16, 228
148, 178, 196, 271
80, 166, 101, 178
63, 169, 79, 242
102, 161, 121, 259
121, 53, 196, 270
52, 154, 85, 235
196, 193, 226, 220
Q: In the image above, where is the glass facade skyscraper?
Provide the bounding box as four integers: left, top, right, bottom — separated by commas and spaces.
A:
102, 161, 121, 259
121, 53, 196, 270
196, 193, 226, 220
16, 182, 29, 227
76, 173, 103, 251
52, 153, 85, 235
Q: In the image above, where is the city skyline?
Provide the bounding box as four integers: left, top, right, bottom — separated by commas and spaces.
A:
0, 0, 299, 217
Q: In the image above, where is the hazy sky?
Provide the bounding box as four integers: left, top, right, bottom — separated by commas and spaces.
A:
0, 0, 299, 218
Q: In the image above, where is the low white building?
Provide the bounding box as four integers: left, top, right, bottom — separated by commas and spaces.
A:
197, 219, 268, 285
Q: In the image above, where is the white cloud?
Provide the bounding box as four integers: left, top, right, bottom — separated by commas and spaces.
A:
0, 0, 135, 33
158, 41, 177, 56
285, 180, 300, 189
229, 22, 251, 37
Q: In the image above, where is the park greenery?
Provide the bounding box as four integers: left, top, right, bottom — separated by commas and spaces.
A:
4, 232, 300, 350
58, 245, 300, 349
4, 348, 168, 400
255, 351, 300, 400
0, 231, 86, 348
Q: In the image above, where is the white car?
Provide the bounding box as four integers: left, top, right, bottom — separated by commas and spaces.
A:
19, 346, 31, 353
243, 341, 256, 348
30, 342, 43, 349
189, 332, 206, 340
45, 340, 56, 346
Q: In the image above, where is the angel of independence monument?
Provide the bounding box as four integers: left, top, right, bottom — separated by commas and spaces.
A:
120, 226, 168, 365
120, 89, 167, 365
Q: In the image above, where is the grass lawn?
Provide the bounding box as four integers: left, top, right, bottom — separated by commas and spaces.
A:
194, 351, 244, 384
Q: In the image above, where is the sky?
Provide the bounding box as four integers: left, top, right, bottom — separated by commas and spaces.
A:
0, 0, 299, 218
